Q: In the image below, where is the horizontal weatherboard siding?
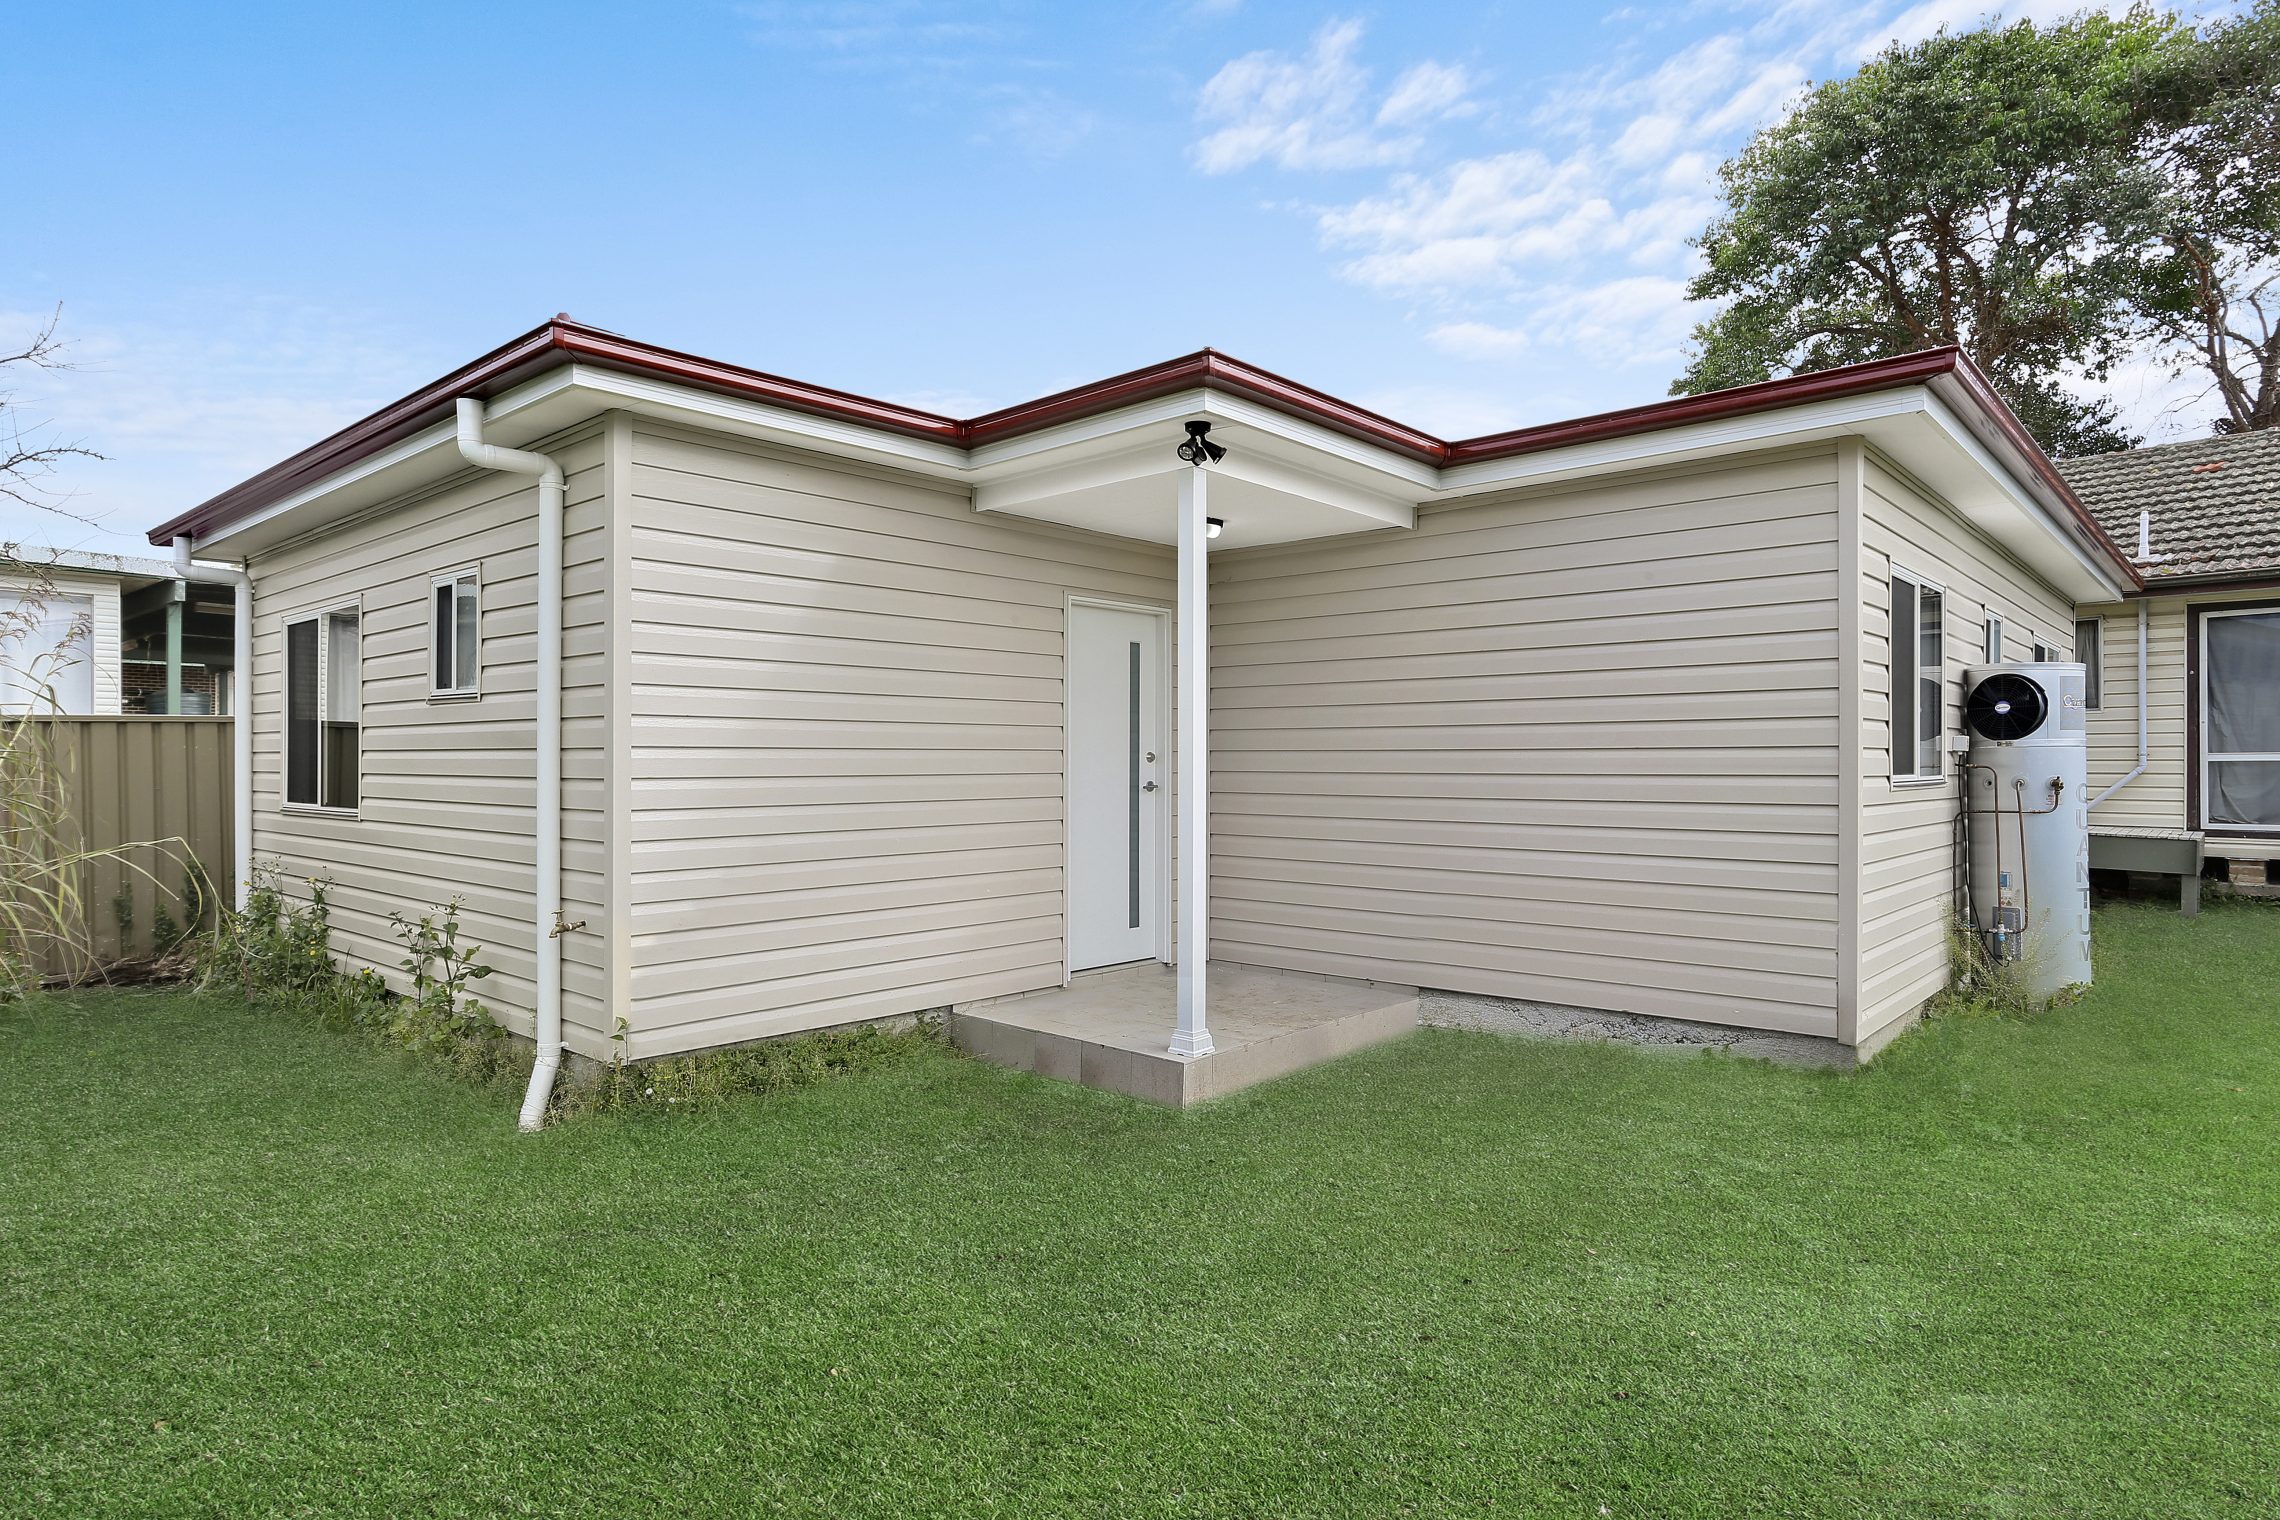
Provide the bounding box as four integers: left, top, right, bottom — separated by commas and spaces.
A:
1209, 447, 1846, 1038
246, 430, 615, 1056
1854, 453, 2077, 1043
2079, 588, 2280, 836
623, 423, 1173, 1058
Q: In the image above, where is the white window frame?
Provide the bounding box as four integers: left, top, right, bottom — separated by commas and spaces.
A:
0, 588, 97, 715
1890, 566, 1947, 786
2075, 616, 2103, 709
282, 600, 362, 817
429, 566, 482, 700
2198, 606, 2280, 835
1983, 612, 2004, 664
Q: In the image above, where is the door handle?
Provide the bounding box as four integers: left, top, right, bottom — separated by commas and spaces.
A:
1142, 780, 1159, 792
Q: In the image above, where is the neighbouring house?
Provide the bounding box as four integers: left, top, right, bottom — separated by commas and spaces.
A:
2061, 429, 2280, 903
146, 320, 2139, 1118
0, 547, 239, 715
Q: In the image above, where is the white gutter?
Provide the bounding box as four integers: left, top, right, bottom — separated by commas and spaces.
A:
2089, 600, 2150, 809
172, 535, 253, 913
454, 398, 566, 1133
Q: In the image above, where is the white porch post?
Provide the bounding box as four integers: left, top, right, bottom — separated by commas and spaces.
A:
1170, 464, 1214, 1058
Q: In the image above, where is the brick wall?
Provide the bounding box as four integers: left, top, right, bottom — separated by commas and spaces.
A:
122, 660, 221, 714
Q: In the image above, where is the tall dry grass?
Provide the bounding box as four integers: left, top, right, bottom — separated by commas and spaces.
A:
1, 565, 190, 997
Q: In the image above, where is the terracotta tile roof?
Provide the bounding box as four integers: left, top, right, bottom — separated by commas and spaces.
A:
2056, 429, 2280, 581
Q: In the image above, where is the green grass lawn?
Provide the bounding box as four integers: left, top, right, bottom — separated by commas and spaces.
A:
4, 903, 2277, 1518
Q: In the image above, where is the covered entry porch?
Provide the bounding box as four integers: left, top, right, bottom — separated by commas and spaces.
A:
966, 406, 1428, 1100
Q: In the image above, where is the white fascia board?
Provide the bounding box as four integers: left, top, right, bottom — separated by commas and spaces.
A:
0, 547, 185, 580
557, 364, 973, 479
195, 367, 1436, 558
193, 368, 598, 557
964, 385, 1439, 496
1200, 390, 1442, 494
1915, 391, 2132, 603
190, 415, 462, 560
1433, 388, 1933, 498
966, 389, 1211, 475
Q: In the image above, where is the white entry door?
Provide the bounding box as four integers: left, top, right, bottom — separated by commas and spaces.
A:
1067, 602, 1167, 971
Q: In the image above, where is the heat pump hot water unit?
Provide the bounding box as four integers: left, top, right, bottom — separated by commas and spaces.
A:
1961, 662, 2092, 997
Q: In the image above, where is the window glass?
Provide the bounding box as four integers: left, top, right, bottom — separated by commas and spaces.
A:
1890, 576, 1917, 776
2208, 761, 2280, 828
2075, 618, 2102, 708
287, 609, 358, 809
285, 618, 319, 805
434, 582, 455, 689
322, 610, 360, 809
0, 592, 95, 714
1984, 613, 2003, 664
2207, 611, 2280, 757
454, 577, 479, 691
433, 572, 479, 695
1917, 588, 1944, 777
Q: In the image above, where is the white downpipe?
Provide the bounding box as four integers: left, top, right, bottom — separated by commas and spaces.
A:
2089, 601, 2149, 809
454, 398, 565, 1132
1170, 466, 1213, 1059
173, 535, 254, 912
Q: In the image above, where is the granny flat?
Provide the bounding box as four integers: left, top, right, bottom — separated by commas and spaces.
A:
149, 321, 2140, 1119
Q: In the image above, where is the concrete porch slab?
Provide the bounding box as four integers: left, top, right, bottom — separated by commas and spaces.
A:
948, 962, 1419, 1106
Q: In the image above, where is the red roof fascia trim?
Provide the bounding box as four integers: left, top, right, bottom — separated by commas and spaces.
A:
141, 320, 2136, 591
147, 319, 569, 543
1443, 348, 1966, 463
1440, 345, 2136, 588
1931, 352, 2138, 579
549, 324, 966, 445
961, 350, 1448, 463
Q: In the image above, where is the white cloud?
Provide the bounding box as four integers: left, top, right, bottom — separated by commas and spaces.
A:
1378, 61, 1478, 128
1528, 276, 1699, 366
2071, 347, 2229, 447
1426, 321, 1532, 359
1428, 276, 1697, 370
1319, 150, 1708, 295
1190, 19, 1472, 173
1189, 0, 2224, 426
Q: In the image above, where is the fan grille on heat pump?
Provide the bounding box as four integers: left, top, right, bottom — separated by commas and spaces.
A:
1966, 673, 2048, 742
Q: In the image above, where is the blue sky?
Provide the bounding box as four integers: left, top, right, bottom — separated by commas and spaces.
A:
5, 0, 2228, 556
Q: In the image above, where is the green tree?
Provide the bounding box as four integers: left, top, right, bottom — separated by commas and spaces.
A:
2133, 0, 2280, 433
1674, 12, 2195, 456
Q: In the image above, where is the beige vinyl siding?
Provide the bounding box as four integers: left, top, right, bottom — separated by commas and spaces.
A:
1210, 447, 1845, 1038
2081, 587, 2280, 834
622, 422, 1173, 1059
2079, 598, 2187, 831
246, 428, 615, 1056
1854, 452, 2074, 1043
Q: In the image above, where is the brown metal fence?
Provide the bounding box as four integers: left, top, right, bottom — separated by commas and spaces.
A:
13, 716, 233, 969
